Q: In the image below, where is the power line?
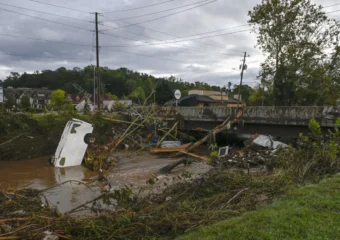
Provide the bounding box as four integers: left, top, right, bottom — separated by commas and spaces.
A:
28, 0, 91, 14
325, 9, 340, 14
100, 0, 217, 32
99, 26, 244, 57
101, 29, 251, 48
0, 52, 89, 60
324, 3, 340, 8
101, 15, 228, 50
0, 33, 93, 47
89, 33, 96, 63
103, 0, 175, 13
0, 7, 93, 32
164, 24, 249, 41
99, 31, 142, 42
105, 0, 215, 21
103, 50, 186, 63
0, 2, 91, 23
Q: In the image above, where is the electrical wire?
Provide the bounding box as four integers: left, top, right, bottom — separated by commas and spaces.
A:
25, 0, 240, 51
103, 0, 175, 14
89, 33, 96, 63
0, 19, 243, 57
99, 31, 145, 42
0, 7, 93, 32
103, 16, 248, 50
325, 9, 340, 14
323, 3, 340, 8
0, 33, 93, 47
0, 2, 91, 23
28, 0, 91, 14
106, 50, 186, 62
99, 30, 243, 57
0, 52, 89, 60
163, 24, 249, 41
104, 0, 214, 21
101, 29, 251, 48
100, 0, 217, 32
100, 16, 229, 50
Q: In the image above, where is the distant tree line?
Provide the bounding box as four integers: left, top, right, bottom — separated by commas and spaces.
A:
2, 66, 228, 105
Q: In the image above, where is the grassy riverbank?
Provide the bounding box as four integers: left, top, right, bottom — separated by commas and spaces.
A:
178, 175, 340, 240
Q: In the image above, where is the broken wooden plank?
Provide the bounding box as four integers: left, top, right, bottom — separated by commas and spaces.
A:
150, 143, 192, 153
159, 158, 192, 174
179, 151, 209, 161
175, 109, 244, 157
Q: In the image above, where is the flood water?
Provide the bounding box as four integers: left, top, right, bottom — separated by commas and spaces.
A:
0, 153, 212, 213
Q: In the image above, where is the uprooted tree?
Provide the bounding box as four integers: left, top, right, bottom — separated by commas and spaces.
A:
249, 0, 340, 106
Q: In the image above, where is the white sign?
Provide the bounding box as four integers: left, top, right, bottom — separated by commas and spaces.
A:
174, 90, 181, 100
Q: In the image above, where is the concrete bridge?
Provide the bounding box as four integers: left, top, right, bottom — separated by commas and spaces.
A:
132, 106, 340, 137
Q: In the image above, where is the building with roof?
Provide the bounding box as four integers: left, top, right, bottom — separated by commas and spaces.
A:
164, 94, 222, 107
3, 87, 52, 108
188, 89, 245, 107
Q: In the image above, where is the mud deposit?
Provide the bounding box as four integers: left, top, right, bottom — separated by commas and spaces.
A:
0, 154, 212, 213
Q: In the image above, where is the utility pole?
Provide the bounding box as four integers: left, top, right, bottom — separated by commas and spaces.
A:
237, 52, 247, 110
95, 12, 100, 110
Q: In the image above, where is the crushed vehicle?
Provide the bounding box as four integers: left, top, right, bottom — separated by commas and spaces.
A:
51, 119, 95, 168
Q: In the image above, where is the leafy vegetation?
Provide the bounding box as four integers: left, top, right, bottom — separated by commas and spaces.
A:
20, 95, 31, 110
2, 67, 225, 105
1, 117, 340, 239
50, 89, 66, 109
248, 0, 340, 106
178, 175, 340, 240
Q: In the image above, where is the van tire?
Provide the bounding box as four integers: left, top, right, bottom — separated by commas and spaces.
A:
84, 133, 96, 145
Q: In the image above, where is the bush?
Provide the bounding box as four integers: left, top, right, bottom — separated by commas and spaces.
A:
273, 118, 340, 183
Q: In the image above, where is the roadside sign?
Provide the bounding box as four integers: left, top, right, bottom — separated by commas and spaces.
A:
174, 90, 181, 100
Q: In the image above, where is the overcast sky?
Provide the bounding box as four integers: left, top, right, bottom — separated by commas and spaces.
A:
0, 0, 339, 88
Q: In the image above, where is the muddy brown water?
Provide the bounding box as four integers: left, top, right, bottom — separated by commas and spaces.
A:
0, 153, 212, 214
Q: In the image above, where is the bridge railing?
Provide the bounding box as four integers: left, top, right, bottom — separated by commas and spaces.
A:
131, 106, 338, 126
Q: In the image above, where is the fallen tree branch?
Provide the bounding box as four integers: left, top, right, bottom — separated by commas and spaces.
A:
175, 109, 244, 157
0, 218, 30, 223
159, 158, 191, 174
39, 180, 96, 194
102, 118, 144, 127
156, 122, 178, 148
64, 194, 110, 215
226, 188, 249, 205
179, 151, 209, 161
0, 134, 26, 148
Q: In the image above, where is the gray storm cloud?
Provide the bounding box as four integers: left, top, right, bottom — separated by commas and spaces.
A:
0, 0, 338, 87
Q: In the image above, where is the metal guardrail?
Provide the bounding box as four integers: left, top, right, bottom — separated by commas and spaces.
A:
132, 106, 339, 126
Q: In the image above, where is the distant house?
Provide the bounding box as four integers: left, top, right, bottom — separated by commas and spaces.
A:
67, 94, 132, 111
164, 94, 222, 107
66, 94, 91, 105
188, 89, 245, 107
3, 87, 52, 108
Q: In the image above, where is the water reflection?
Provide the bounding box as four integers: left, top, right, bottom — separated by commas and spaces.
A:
0, 153, 212, 213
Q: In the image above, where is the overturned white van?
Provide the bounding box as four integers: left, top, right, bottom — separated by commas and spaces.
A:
51, 119, 94, 168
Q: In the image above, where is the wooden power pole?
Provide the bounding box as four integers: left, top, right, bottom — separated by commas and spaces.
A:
237, 52, 247, 110
95, 12, 100, 110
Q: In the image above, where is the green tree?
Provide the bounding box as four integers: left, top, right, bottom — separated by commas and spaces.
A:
50, 89, 66, 108
249, 84, 273, 106
5, 96, 15, 110
248, 0, 340, 106
107, 92, 118, 100
129, 87, 146, 104
232, 85, 255, 104
20, 95, 31, 110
